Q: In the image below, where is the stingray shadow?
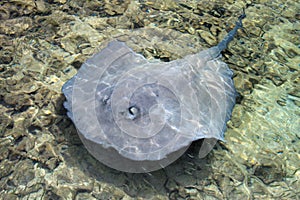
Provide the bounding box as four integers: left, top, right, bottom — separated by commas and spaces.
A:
54, 102, 215, 198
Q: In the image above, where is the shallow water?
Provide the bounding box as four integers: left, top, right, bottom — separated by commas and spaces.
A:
0, 0, 299, 199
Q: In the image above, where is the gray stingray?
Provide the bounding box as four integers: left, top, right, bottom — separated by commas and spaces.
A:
62, 13, 245, 173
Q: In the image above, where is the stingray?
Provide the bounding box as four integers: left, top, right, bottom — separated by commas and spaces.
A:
62, 13, 245, 173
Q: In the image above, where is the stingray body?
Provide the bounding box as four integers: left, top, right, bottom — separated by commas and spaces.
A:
62, 14, 245, 173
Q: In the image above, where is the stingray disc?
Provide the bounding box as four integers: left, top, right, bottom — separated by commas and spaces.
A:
62, 15, 245, 172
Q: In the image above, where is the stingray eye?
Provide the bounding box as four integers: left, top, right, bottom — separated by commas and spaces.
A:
127, 106, 139, 119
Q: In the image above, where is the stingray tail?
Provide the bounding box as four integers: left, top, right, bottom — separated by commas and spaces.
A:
217, 9, 246, 52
